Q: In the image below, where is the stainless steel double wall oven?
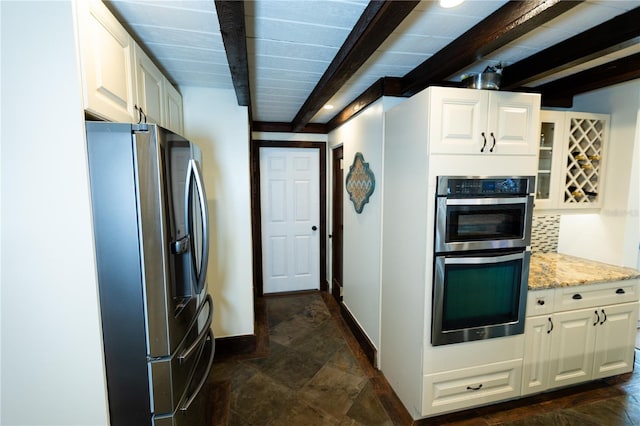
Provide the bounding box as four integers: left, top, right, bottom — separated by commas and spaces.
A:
432, 176, 535, 346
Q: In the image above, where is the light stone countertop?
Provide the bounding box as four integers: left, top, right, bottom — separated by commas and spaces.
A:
528, 252, 640, 290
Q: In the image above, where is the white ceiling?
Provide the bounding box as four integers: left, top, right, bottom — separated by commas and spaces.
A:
107, 0, 640, 125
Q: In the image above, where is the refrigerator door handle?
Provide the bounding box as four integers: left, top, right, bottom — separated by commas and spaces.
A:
185, 159, 210, 294
179, 329, 215, 413
171, 235, 190, 255
178, 295, 213, 363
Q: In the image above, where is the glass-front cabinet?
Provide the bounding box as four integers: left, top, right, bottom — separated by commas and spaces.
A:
535, 110, 609, 210
535, 111, 564, 209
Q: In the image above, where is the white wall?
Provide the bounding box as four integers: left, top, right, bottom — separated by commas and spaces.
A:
1, 2, 110, 424
182, 87, 255, 338
327, 97, 404, 357
557, 80, 640, 268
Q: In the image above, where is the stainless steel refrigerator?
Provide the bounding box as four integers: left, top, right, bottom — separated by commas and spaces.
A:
86, 122, 214, 426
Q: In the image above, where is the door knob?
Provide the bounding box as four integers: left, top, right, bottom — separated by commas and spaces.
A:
312, 226, 318, 231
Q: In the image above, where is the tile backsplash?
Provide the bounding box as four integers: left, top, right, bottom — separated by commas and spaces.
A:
531, 214, 560, 253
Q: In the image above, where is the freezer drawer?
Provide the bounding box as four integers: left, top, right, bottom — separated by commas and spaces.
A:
153, 331, 215, 426
152, 295, 213, 415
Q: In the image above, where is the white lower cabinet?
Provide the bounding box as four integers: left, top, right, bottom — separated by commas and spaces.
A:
423, 359, 522, 416
522, 314, 553, 394
547, 308, 597, 388
592, 302, 638, 379
522, 282, 638, 396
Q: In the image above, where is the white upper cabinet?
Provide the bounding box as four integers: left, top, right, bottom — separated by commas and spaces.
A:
134, 44, 165, 126
76, 0, 136, 122
164, 78, 184, 135
535, 111, 609, 210
534, 111, 566, 210
430, 87, 540, 156
76, 0, 184, 132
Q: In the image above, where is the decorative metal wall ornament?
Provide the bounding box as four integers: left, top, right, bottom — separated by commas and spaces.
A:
345, 152, 375, 214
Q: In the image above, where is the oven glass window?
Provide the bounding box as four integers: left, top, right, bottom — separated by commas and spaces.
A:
442, 258, 522, 331
446, 204, 525, 242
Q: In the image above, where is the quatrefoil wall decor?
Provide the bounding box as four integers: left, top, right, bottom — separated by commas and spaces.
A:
345, 152, 375, 214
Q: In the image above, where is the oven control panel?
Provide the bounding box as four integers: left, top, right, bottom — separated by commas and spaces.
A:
437, 176, 534, 196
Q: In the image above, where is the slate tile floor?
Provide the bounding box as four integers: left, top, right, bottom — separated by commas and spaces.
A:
210, 292, 393, 425
208, 292, 640, 426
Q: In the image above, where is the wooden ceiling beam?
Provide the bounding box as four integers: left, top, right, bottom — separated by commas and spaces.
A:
501, 7, 640, 89
325, 77, 404, 132
400, 0, 584, 96
537, 53, 640, 107
290, 0, 420, 132
215, 0, 251, 107
252, 122, 327, 134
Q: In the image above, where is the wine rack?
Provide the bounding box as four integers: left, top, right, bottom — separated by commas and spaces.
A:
563, 116, 606, 205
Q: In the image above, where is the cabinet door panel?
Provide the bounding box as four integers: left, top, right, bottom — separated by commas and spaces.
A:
489, 92, 539, 156
430, 88, 487, 154
593, 302, 638, 379
135, 45, 164, 125
522, 315, 551, 395
535, 111, 565, 209
548, 309, 595, 388
165, 80, 184, 135
78, 0, 135, 122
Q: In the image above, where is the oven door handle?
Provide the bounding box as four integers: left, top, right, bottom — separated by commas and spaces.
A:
445, 196, 530, 206
443, 251, 527, 265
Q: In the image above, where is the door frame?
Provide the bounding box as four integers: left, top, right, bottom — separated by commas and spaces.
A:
331, 145, 343, 302
250, 140, 327, 297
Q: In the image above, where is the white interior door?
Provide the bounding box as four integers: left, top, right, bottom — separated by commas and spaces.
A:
260, 147, 320, 294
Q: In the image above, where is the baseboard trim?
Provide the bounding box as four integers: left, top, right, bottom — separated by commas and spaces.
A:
339, 302, 377, 368
331, 280, 342, 302
214, 334, 257, 358
214, 297, 269, 361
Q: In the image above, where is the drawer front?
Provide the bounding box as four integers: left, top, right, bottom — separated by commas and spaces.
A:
555, 280, 638, 312
422, 359, 522, 416
526, 289, 554, 316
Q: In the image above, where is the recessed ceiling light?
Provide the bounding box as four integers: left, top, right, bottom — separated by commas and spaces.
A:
440, 0, 464, 8
323, 104, 334, 110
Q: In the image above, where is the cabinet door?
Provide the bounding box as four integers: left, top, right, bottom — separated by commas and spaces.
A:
488, 92, 540, 156
593, 302, 638, 379
164, 79, 184, 135
535, 111, 565, 209
548, 308, 596, 388
430, 87, 488, 154
134, 44, 165, 125
77, 0, 136, 122
522, 315, 552, 395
